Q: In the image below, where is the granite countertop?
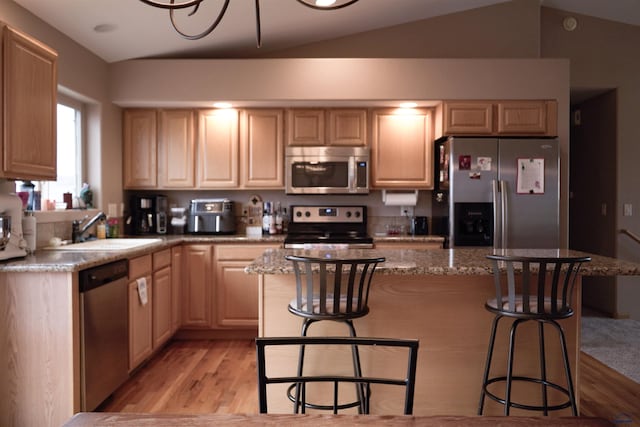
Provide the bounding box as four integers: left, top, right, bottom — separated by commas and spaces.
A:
244, 248, 640, 277
0, 234, 286, 273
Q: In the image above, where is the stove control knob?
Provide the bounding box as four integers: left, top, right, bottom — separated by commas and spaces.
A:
355, 211, 361, 218
345, 211, 352, 218
304, 211, 311, 217
295, 211, 302, 218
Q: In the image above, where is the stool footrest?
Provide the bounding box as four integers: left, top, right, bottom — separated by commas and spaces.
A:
286, 383, 367, 412
483, 376, 573, 412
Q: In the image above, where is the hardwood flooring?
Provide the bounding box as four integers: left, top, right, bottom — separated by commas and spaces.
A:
101, 340, 640, 426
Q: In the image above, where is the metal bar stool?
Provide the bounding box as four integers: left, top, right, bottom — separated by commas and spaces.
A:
285, 253, 385, 414
478, 252, 591, 416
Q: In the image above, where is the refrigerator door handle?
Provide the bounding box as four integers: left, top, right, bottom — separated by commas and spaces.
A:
500, 180, 508, 249
492, 179, 500, 249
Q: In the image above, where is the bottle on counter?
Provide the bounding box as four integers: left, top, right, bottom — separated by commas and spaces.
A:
22, 211, 36, 254
262, 201, 272, 235
274, 202, 283, 234
268, 202, 277, 235
97, 219, 107, 239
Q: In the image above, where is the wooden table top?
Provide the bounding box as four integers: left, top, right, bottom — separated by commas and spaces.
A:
63, 413, 614, 426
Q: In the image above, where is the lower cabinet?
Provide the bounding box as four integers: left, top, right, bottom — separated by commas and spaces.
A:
181, 243, 279, 330
374, 241, 443, 250
128, 254, 153, 371
152, 249, 173, 348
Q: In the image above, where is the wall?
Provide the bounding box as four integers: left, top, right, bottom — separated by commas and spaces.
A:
541, 8, 640, 319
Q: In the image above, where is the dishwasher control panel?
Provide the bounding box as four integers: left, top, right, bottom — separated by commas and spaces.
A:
79, 259, 129, 292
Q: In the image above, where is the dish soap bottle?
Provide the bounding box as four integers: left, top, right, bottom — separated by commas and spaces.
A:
97, 218, 107, 239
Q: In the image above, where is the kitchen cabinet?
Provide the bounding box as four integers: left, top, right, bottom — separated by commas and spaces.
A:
286, 108, 367, 146
1, 24, 57, 180
214, 244, 279, 328
128, 254, 153, 370
240, 109, 284, 188
152, 249, 172, 349
158, 109, 195, 188
370, 108, 434, 189
171, 246, 182, 334
441, 100, 558, 137
374, 241, 442, 250
197, 108, 239, 188
123, 109, 157, 189
181, 244, 213, 328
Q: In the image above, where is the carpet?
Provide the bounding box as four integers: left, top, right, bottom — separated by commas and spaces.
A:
581, 315, 640, 384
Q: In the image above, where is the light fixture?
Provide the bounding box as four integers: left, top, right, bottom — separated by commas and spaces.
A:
399, 102, 418, 109
138, 0, 360, 47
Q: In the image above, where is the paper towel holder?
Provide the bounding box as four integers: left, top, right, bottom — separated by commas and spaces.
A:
381, 190, 419, 206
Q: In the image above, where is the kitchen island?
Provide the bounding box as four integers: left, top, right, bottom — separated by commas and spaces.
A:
247, 248, 640, 416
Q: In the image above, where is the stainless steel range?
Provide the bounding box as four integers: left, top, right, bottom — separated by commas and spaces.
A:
284, 205, 373, 249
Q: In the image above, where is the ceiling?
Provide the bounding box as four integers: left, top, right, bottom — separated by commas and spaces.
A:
13, 0, 640, 64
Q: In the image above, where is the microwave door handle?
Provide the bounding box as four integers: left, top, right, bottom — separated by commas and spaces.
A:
348, 157, 355, 192
492, 179, 500, 249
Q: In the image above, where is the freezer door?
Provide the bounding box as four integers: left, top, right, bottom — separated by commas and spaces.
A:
498, 139, 559, 248
448, 138, 498, 246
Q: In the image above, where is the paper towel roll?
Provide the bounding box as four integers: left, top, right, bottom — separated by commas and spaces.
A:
382, 190, 418, 206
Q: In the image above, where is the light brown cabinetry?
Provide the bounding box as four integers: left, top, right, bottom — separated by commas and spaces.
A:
286, 108, 367, 146
214, 244, 279, 328
152, 249, 172, 348
128, 254, 153, 370
197, 108, 239, 188
374, 241, 442, 250
171, 246, 182, 334
442, 100, 557, 137
1, 24, 58, 180
158, 109, 195, 188
370, 108, 434, 189
181, 244, 213, 328
123, 109, 157, 189
240, 109, 284, 188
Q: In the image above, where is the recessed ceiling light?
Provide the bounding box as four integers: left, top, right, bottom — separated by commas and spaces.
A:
93, 24, 116, 33
399, 102, 418, 108
316, 0, 337, 6
213, 102, 233, 109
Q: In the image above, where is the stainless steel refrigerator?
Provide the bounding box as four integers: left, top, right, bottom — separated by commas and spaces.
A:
435, 136, 559, 249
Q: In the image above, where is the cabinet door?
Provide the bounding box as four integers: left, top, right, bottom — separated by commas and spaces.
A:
371, 108, 434, 189
123, 109, 157, 188
152, 265, 172, 348
286, 109, 325, 146
240, 109, 284, 188
214, 244, 278, 328
197, 109, 239, 188
2, 25, 57, 180
129, 276, 152, 370
328, 109, 367, 146
171, 246, 182, 333
443, 101, 493, 135
181, 245, 213, 328
497, 100, 556, 135
158, 109, 195, 188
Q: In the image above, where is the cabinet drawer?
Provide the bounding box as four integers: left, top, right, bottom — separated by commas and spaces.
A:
215, 244, 279, 261
153, 248, 172, 270
129, 254, 152, 279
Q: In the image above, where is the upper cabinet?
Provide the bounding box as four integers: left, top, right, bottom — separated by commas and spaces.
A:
123, 109, 157, 189
371, 108, 434, 189
1, 24, 58, 181
286, 108, 367, 146
158, 109, 195, 188
240, 109, 284, 188
441, 100, 558, 137
197, 108, 239, 188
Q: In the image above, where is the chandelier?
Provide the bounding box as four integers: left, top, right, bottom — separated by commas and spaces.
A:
138, 0, 360, 47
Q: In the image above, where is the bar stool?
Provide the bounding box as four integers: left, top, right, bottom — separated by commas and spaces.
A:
285, 253, 385, 414
478, 253, 590, 416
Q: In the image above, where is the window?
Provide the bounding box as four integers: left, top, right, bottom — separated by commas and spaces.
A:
16, 95, 84, 209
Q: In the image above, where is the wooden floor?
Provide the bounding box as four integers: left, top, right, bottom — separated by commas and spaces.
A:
101, 340, 640, 425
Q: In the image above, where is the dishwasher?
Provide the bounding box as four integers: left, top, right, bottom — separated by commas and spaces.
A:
79, 259, 129, 411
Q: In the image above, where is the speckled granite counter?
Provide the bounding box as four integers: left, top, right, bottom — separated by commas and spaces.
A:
0, 234, 285, 273
246, 247, 640, 276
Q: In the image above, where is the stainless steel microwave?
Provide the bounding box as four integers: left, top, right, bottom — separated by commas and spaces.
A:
285, 146, 370, 194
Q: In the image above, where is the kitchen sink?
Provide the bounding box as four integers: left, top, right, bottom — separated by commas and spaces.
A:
46, 238, 163, 251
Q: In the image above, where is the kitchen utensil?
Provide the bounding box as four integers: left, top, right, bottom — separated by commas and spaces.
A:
0, 215, 11, 250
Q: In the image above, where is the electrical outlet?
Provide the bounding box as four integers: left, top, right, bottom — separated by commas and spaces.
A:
401, 206, 414, 217
624, 203, 633, 216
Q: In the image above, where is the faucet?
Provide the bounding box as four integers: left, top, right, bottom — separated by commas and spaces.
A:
72, 211, 107, 243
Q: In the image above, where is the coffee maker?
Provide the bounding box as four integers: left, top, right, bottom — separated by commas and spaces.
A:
127, 195, 168, 235
0, 194, 28, 260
